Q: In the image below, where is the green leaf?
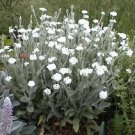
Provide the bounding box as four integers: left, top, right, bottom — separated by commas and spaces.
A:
20, 125, 36, 135
96, 102, 111, 110
20, 96, 30, 103
38, 115, 45, 125
65, 109, 75, 117
73, 118, 80, 133
27, 104, 34, 113
83, 111, 94, 119
88, 120, 99, 131
17, 111, 26, 116
86, 126, 94, 135
47, 112, 53, 121
11, 121, 23, 133
98, 121, 105, 135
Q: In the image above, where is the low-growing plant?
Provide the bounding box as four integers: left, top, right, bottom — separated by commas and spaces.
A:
0, 71, 37, 135
0, 6, 134, 134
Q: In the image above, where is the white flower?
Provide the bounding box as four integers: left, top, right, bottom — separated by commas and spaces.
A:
63, 76, 72, 84
59, 68, 72, 75
22, 34, 29, 40
33, 48, 40, 53
9, 28, 14, 33
110, 11, 117, 17
111, 42, 115, 47
97, 52, 104, 57
93, 19, 99, 24
120, 40, 126, 46
109, 51, 118, 58
78, 19, 89, 26
28, 80, 35, 87
126, 49, 133, 57
30, 54, 37, 60
48, 41, 55, 48
48, 57, 57, 63
101, 12, 105, 15
92, 62, 99, 68
51, 73, 62, 82
33, 28, 40, 33
45, 41, 48, 44
4, 46, 10, 50
69, 49, 75, 55
26, 29, 32, 32
50, 21, 57, 26
39, 55, 45, 60
24, 62, 29, 66
96, 65, 108, 76
85, 37, 91, 43
91, 26, 99, 32
69, 57, 78, 65
2, 54, 9, 58
103, 27, 108, 31
47, 63, 56, 71
68, 34, 73, 40
95, 38, 100, 42
57, 37, 66, 43
61, 47, 70, 55
68, 24, 76, 29
119, 42, 128, 50
0, 49, 4, 53
96, 68, 105, 76
105, 57, 113, 65
39, 8, 47, 12
14, 43, 22, 48
99, 91, 108, 99
44, 88, 51, 95
55, 43, 62, 50
8, 49, 13, 52
76, 45, 84, 51
8, 58, 16, 64
101, 65, 108, 72
82, 10, 88, 14
126, 69, 132, 74
109, 19, 116, 23
48, 28, 55, 34
83, 24, 90, 30
83, 15, 89, 19
18, 28, 26, 33
32, 32, 39, 38
5, 76, 12, 82
53, 84, 60, 90
118, 33, 126, 39
79, 68, 93, 77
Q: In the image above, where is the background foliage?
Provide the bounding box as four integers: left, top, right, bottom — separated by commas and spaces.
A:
0, 0, 135, 38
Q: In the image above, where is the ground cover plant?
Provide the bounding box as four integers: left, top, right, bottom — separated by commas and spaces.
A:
0, 6, 134, 135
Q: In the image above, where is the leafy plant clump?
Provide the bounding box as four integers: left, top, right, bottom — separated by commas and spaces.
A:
0, 6, 134, 135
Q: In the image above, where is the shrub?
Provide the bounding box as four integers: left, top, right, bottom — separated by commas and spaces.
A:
0, 6, 133, 134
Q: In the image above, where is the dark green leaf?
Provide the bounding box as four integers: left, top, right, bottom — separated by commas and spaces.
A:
20, 96, 29, 103
20, 125, 36, 135
96, 102, 111, 110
